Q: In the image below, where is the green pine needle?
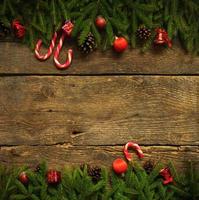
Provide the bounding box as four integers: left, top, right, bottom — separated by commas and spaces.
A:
0, 0, 198, 54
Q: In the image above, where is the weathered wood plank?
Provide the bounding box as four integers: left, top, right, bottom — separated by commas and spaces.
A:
0, 42, 199, 74
0, 145, 198, 170
0, 76, 198, 146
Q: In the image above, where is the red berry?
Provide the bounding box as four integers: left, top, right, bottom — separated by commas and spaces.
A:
112, 158, 128, 175
95, 16, 106, 30
47, 170, 61, 185
19, 172, 29, 185
113, 37, 128, 53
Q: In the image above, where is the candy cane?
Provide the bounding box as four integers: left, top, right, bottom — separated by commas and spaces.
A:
35, 32, 58, 61
124, 142, 144, 161
53, 20, 74, 69
53, 33, 73, 69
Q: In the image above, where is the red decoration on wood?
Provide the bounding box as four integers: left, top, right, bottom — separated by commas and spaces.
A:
19, 172, 29, 185
154, 28, 172, 48
124, 142, 144, 162
12, 20, 26, 39
160, 167, 173, 185
35, 20, 73, 69
47, 170, 61, 185
95, 16, 106, 30
112, 158, 128, 175
53, 20, 74, 69
35, 32, 58, 61
113, 37, 128, 53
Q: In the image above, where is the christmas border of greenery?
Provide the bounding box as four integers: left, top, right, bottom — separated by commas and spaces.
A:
0, 161, 198, 200
0, 0, 198, 54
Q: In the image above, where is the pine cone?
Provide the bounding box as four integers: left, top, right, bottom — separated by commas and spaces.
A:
34, 164, 41, 172
28, 163, 40, 172
79, 32, 96, 54
136, 26, 151, 40
143, 160, 154, 174
87, 165, 101, 183
0, 22, 10, 38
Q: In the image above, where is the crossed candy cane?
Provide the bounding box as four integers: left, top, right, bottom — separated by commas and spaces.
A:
124, 142, 144, 161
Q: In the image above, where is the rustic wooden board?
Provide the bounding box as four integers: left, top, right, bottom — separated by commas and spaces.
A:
0, 145, 198, 170
0, 76, 198, 147
0, 42, 199, 75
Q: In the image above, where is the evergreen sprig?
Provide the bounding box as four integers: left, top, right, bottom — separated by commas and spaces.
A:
0, 0, 198, 53
0, 161, 198, 200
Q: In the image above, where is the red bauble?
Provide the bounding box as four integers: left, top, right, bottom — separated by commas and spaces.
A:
47, 170, 61, 185
19, 172, 29, 185
112, 158, 128, 175
113, 37, 128, 53
95, 16, 106, 30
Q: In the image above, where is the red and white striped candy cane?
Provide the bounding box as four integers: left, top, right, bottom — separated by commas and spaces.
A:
53, 33, 73, 69
124, 142, 144, 161
53, 20, 74, 69
35, 32, 58, 61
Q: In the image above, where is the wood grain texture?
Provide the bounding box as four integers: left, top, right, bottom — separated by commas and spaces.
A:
0, 145, 198, 170
0, 76, 198, 146
0, 42, 199, 75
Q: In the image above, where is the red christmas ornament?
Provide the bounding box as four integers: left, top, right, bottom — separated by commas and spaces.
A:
112, 158, 128, 175
47, 170, 61, 185
113, 37, 128, 53
62, 20, 74, 37
19, 172, 29, 185
95, 16, 106, 30
154, 28, 172, 48
12, 19, 26, 39
160, 167, 173, 185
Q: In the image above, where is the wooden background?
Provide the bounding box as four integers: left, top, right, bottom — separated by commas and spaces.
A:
0, 41, 198, 171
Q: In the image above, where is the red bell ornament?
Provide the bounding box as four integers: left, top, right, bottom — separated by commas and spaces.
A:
154, 28, 172, 48
160, 167, 173, 185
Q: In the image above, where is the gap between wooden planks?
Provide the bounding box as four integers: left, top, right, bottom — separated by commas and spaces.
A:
0, 145, 198, 171
0, 42, 199, 75
0, 75, 198, 170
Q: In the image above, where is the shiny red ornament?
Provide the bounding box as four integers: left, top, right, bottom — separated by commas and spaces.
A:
12, 19, 26, 39
154, 28, 172, 48
19, 172, 29, 185
95, 16, 106, 30
112, 158, 128, 175
47, 170, 61, 185
160, 167, 173, 185
113, 37, 128, 53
